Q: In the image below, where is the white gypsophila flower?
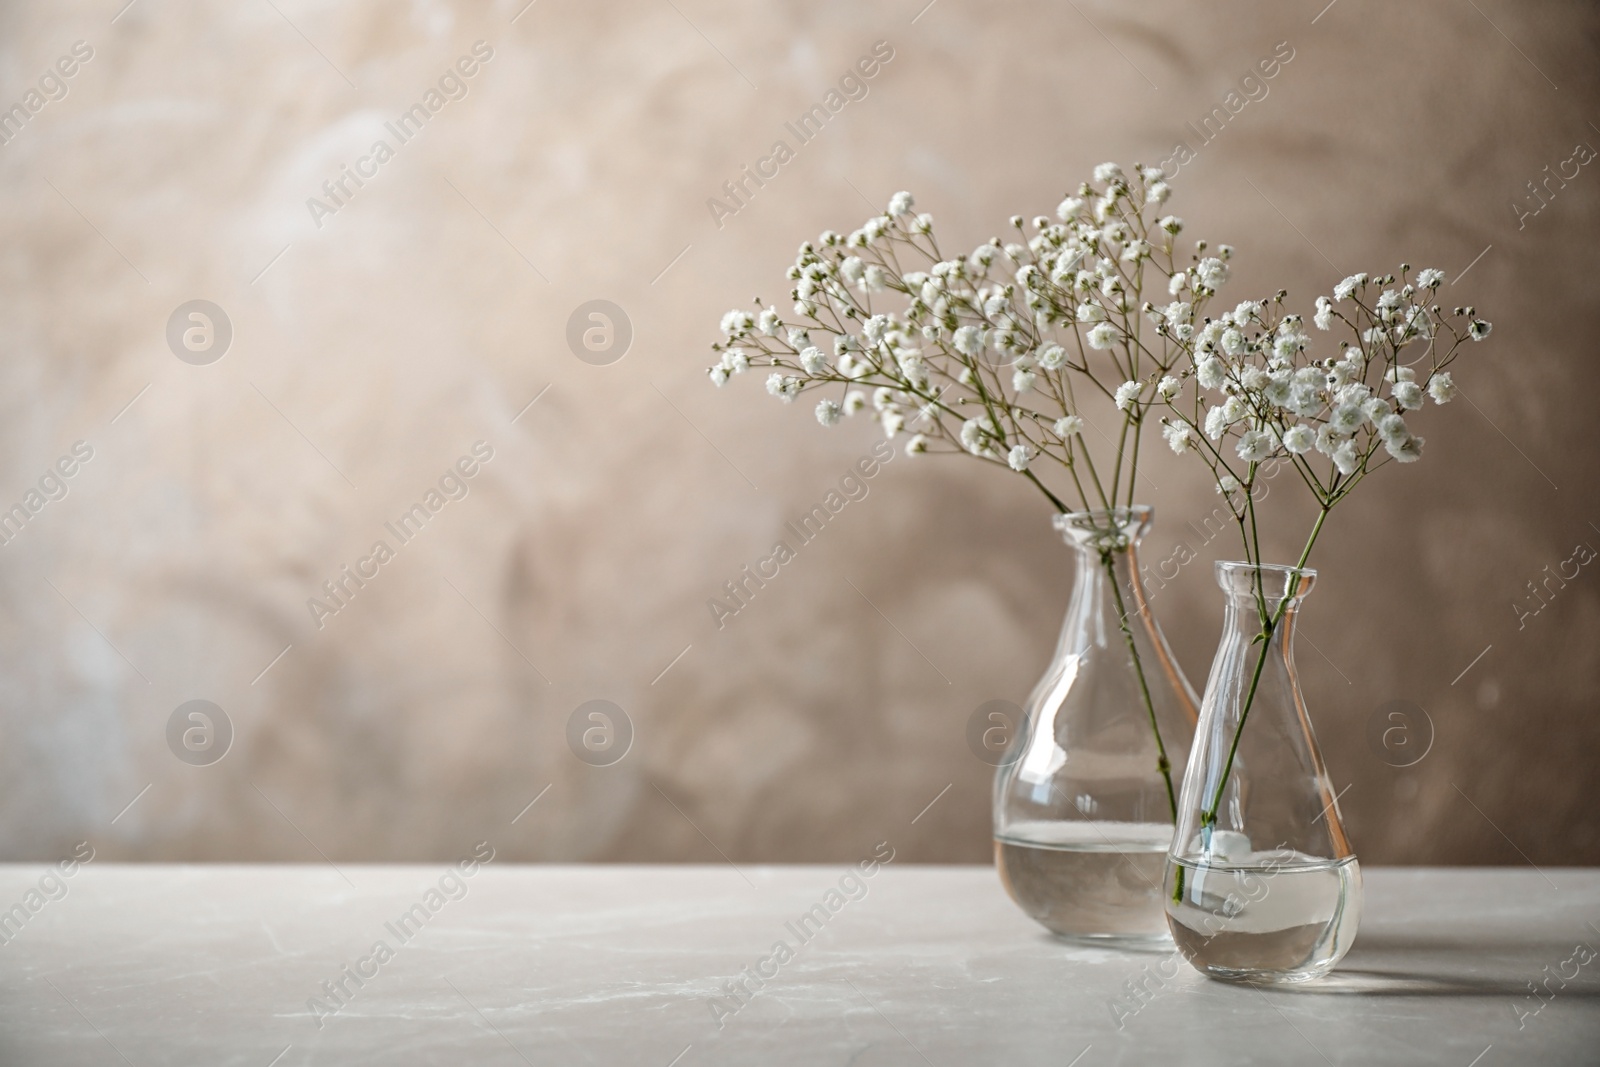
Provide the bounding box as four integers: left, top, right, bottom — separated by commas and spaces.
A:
1163, 421, 1194, 454
912, 212, 934, 234
1204, 405, 1230, 439
863, 265, 887, 292
1236, 429, 1274, 462
1168, 271, 1187, 296
788, 326, 810, 348
1401, 306, 1434, 341
1391, 380, 1424, 410
816, 399, 842, 426
1037, 343, 1066, 371
1222, 395, 1248, 423
1376, 289, 1402, 313
1332, 441, 1360, 475
1087, 322, 1118, 350
1007, 444, 1033, 472
840, 256, 865, 283
1315, 424, 1343, 456
1148, 181, 1170, 204
1013, 368, 1037, 393
1057, 196, 1086, 221
1054, 415, 1084, 437
960, 416, 999, 456
759, 307, 782, 336
1282, 424, 1316, 454
722, 349, 749, 374
1093, 161, 1124, 184
1428, 371, 1457, 404
1377, 413, 1409, 444
888, 190, 914, 216
800, 347, 827, 375
1385, 433, 1423, 462
1333, 273, 1367, 302
1240, 366, 1269, 391
900, 354, 930, 388
1114, 380, 1142, 411
1197, 257, 1229, 290
1416, 268, 1445, 288
721, 309, 755, 337
794, 298, 817, 318
1164, 302, 1193, 329
1075, 302, 1107, 324
872, 386, 894, 411
1196, 355, 1227, 390
1217, 474, 1241, 494
952, 325, 984, 356
881, 411, 905, 438
906, 434, 927, 454
1264, 373, 1293, 407
1157, 375, 1181, 400
844, 390, 867, 414
1385, 366, 1416, 385
766, 373, 801, 402
1469, 319, 1492, 341
1330, 405, 1365, 434
708, 366, 729, 387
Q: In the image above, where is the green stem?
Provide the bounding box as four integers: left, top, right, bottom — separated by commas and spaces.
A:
1102, 544, 1178, 821
1198, 506, 1331, 834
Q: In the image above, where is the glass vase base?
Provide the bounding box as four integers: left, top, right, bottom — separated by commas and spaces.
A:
995, 822, 1175, 944
1163, 855, 1361, 984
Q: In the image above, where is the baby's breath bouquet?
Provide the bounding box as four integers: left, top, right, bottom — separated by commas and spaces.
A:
1140, 263, 1492, 981
708, 163, 1221, 815
1148, 269, 1492, 836
708, 163, 1229, 516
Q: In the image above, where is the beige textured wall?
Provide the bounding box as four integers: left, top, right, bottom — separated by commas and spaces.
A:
0, 0, 1595, 866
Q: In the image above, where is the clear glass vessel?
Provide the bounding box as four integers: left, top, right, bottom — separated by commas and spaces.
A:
1164, 562, 1361, 983
994, 507, 1200, 945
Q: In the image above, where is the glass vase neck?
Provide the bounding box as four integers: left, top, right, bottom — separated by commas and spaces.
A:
1054, 505, 1152, 552
1215, 561, 1317, 615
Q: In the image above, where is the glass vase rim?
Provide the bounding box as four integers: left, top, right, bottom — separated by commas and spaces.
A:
1051, 505, 1153, 547
1214, 560, 1318, 599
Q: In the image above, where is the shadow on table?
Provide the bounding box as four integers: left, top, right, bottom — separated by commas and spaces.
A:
1267, 931, 1600, 998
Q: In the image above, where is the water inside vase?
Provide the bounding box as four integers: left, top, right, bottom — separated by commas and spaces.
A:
995, 820, 1174, 942
1164, 852, 1361, 983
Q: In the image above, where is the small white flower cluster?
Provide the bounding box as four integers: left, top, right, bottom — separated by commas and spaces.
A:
706, 164, 1227, 514
1158, 264, 1492, 511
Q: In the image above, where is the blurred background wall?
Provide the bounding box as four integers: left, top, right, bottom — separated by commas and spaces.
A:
0, 0, 1594, 866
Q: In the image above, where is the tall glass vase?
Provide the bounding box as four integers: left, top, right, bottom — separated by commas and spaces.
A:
1164, 562, 1360, 983
994, 506, 1199, 945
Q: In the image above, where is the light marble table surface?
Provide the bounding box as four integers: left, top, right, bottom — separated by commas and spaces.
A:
0, 864, 1594, 1066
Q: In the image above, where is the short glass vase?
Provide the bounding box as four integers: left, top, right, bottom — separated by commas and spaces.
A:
1164, 561, 1360, 983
